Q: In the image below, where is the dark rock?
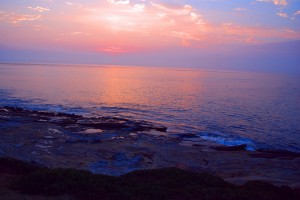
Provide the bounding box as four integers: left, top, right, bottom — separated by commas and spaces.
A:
111, 153, 144, 167
29, 160, 47, 168
174, 133, 196, 139
202, 158, 209, 165
249, 149, 300, 159
15, 143, 25, 148
211, 144, 247, 151
0, 106, 168, 133
89, 160, 109, 168
89, 152, 144, 175
79, 122, 130, 130
154, 127, 167, 132
0, 149, 4, 157
141, 153, 153, 160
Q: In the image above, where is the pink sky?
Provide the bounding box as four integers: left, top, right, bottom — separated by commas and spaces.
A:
0, 0, 299, 72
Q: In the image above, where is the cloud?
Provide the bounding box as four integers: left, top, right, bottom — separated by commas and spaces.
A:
65, 2, 82, 7
53, 1, 300, 52
0, 11, 7, 20
233, 8, 248, 11
293, 10, 300, 16
256, 0, 287, 6
130, 4, 145, 13
0, 11, 41, 23
102, 46, 128, 53
82, 2, 207, 47
291, 10, 300, 20
108, 0, 130, 5
32, 24, 48, 31
28, 6, 50, 13
10, 14, 41, 23
273, 0, 287, 6
277, 12, 288, 18
2, 1, 299, 54
215, 23, 300, 44
0, 9, 43, 24
71, 32, 83, 35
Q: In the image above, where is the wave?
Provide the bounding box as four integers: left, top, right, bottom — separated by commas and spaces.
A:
177, 131, 257, 151
197, 132, 256, 151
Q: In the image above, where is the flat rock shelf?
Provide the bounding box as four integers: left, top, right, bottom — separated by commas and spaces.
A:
0, 106, 300, 188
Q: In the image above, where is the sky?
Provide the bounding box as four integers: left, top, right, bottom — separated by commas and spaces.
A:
0, 0, 299, 72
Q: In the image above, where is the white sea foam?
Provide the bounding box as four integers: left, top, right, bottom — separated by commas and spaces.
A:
198, 132, 256, 151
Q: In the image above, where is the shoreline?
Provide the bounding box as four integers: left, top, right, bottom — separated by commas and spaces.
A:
0, 106, 300, 188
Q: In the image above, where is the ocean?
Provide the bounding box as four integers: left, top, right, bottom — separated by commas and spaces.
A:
0, 63, 299, 152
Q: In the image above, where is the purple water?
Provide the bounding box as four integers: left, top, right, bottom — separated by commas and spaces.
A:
0, 63, 299, 152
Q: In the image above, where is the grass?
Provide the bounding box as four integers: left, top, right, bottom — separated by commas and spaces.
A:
1, 157, 299, 200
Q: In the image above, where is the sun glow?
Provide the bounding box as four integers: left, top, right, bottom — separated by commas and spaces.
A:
1, 0, 299, 54
79, 1, 210, 52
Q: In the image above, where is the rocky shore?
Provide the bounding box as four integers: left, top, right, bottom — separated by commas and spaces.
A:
0, 106, 300, 188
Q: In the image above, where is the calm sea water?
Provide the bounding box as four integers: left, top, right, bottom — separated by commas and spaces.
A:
0, 63, 299, 152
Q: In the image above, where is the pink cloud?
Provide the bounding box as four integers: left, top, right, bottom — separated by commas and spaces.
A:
256, 0, 287, 6
233, 8, 248, 11
276, 12, 288, 18
293, 10, 300, 16
108, 0, 130, 5
1, 1, 299, 53
9, 14, 41, 24
0, 11, 7, 20
102, 46, 128, 54
273, 0, 287, 6
28, 6, 50, 13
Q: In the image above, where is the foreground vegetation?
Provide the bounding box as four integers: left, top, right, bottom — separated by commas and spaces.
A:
0, 157, 299, 200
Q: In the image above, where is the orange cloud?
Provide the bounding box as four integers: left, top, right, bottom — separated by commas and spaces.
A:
1, 1, 299, 53
75, 1, 208, 52
273, 0, 287, 6
0, 11, 41, 24
10, 14, 41, 24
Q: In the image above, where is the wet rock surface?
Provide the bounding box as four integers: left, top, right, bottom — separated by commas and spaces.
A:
0, 106, 167, 133
89, 152, 145, 175
0, 106, 300, 187
211, 144, 247, 151
249, 149, 300, 159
